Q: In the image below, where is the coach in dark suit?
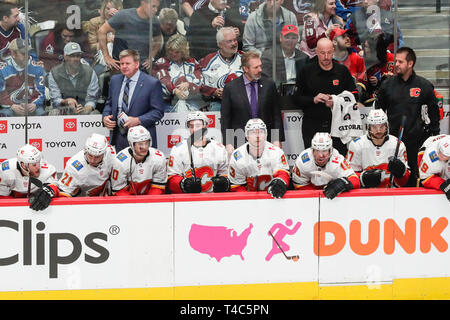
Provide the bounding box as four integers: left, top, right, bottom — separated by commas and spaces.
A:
221, 51, 285, 155
102, 49, 165, 153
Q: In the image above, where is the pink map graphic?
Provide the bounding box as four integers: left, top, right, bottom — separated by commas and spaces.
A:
189, 223, 253, 262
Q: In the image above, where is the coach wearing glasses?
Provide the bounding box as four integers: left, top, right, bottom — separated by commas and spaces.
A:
102, 49, 165, 153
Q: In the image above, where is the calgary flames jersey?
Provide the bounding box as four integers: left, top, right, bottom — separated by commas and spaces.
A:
167, 139, 228, 193
418, 134, 450, 190
56, 147, 115, 197
292, 148, 358, 188
111, 147, 167, 195
0, 158, 57, 197
346, 134, 410, 187
228, 142, 290, 191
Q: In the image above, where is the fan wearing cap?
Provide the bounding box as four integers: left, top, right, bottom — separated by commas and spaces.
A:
292, 132, 360, 199
0, 145, 57, 201
417, 134, 450, 201
228, 118, 290, 198
111, 125, 167, 195
47, 42, 99, 115
167, 111, 229, 193
329, 27, 365, 83
0, 38, 46, 117
261, 24, 309, 108
346, 109, 410, 188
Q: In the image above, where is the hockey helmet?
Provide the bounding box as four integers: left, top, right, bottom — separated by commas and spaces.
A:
84, 133, 108, 156
127, 125, 151, 147
245, 118, 267, 138
311, 132, 333, 151
366, 109, 389, 139
185, 111, 209, 128
17, 144, 41, 164
438, 135, 450, 158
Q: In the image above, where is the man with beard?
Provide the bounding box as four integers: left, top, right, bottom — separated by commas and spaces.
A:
346, 109, 410, 188
376, 46, 440, 186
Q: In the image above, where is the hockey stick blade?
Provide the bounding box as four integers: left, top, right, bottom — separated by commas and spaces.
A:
268, 231, 300, 262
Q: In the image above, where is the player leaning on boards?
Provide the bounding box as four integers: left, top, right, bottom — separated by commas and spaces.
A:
346, 109, 411, 188
167, 111, 230, 193
111, 125, 167, 195
291, 132, 360, 199
0, 145, 57, 199
417, 134, 450, 201
228, 118, 290, 199
28, 133, 116, 211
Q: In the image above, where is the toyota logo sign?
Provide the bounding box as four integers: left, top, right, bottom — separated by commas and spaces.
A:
64, 118, 77, 132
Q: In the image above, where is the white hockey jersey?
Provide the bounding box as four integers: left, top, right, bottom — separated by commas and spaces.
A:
167, 139, 228, 193
0, 158, 57, 197
292, 148, 357, 188
346, 134, 409, 187
111, 147, 167, 195
56, 147, 115, 197
418, 134, 450, 185
228, 142, 290, 191
198, 51, 243, 94
330, 90, 364, 144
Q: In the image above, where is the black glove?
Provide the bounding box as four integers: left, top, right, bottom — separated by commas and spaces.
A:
361, 169, 382, 188
211, 176, 230, 192
267, 178, 287, 199
29, 185, 55, 211
180, 177, 202, 193
440, 179, 450, 201
324, 177, 353, 199
388, 157, 406, 178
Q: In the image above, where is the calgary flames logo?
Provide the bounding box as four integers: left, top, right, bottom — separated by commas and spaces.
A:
410, 88, 421, 97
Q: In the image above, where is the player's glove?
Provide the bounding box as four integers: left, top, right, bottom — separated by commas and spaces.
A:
29, 185, 55, 211
211, 175, 230, 192
267, 178, 287, 199
361, 169, 382, 188
388, 157, 406, 178
324, 177, 353, 200
439, 179, 450, 201
180, 177, 202, 193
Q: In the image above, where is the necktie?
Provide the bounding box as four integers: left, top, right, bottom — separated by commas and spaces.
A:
121, 78, 131, 114
250, 81, 258, 118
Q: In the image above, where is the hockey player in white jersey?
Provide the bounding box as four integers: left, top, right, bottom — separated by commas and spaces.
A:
228, 118, 290, 198
167, 111, 229, 193
346, 109, 410, 188
1, 145, 57, 201
28, 133, 115, 211
292, 132, 360, 199
417, 134, 450, 200
111, 125, 167, 195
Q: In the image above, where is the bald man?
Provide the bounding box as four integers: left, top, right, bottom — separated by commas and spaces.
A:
295, 38, 357, 155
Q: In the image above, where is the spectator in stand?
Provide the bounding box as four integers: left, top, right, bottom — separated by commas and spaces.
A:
358, 32, 394, 105
243, 0, 297, 56
197, 27, 243, 111
40, 22, 92, 73
155, 8, 186, 60
0, 2, 30, 63
152, 34, 203, 112
47, 42, 100, 115
345, 0, 402, 55
300, 0, 344, 58
83, 0, 123, 72
97, 0, 163, 72
261, 24, 309, 109
0, 39, 46, 117
186, 0, 243, 61
330, 27, 365, 83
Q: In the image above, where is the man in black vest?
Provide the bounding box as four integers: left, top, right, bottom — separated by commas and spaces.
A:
48, 42, 100, 115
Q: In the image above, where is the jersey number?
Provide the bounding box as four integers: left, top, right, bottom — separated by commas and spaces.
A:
60, 173, 73, 187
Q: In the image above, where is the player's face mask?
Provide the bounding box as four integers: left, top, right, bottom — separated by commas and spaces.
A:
247, 129, 266, 149
368, 123, 388, 140
133, 140, 150, 158
85, 153, 104, 167
20, 162, 41, 178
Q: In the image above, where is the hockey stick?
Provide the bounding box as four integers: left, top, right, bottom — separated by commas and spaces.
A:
187, 127, 207, 178
389, 114, 407, 187
268, 231, 299, 262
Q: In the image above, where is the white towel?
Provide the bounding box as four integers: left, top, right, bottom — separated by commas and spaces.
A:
330, 91, 364, 144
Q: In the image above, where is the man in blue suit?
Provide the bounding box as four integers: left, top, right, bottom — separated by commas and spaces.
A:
102, 49, 165, 153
